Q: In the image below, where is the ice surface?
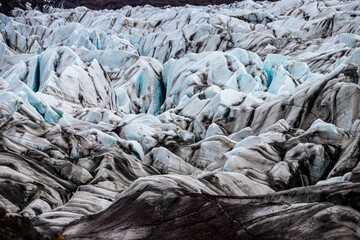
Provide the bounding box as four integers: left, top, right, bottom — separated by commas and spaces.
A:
0, 0, 360, 238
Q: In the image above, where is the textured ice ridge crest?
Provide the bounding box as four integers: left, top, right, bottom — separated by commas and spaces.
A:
0, 0, 360, 239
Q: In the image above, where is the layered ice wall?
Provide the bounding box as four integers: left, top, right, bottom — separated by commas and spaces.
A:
0, 0, 360, 239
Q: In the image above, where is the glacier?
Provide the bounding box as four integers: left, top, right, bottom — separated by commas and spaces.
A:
0, 0, 360, 239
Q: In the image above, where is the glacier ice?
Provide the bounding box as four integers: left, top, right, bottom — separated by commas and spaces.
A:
0, 0, 360, 239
